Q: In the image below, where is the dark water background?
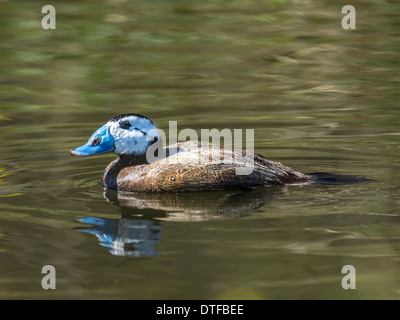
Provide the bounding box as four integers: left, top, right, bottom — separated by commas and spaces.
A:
0, 0, 399, 299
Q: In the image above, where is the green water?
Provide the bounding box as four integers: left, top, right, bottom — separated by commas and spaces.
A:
1, 0, 400, 299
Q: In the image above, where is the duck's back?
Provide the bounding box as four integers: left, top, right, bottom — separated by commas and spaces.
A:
102, 141, 311, 192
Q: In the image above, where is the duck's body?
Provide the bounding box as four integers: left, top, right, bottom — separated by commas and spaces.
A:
101, 140, 311, 192
71, 114, 368, 192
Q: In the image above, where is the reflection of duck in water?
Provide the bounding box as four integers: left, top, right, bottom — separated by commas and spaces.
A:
71, 114, 371, 192
76, 186, 279, 256
103, 187, 278, 221
76, 215, 162, 257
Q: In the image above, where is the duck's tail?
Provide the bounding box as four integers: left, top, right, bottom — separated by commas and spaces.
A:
307, 172, 374, 186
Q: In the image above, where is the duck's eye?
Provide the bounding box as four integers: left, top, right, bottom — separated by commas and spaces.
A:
119, 120, 131, 130
90, 137, 101, 146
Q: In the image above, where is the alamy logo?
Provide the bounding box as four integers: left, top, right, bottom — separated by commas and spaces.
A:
41, 5, 56, 30
341, 5, 356, 30
41, 265, 56, 289
145, 121, 255, 175
341, 265, 356, 290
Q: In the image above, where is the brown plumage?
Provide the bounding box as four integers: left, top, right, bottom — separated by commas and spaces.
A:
102, 141, 311, 192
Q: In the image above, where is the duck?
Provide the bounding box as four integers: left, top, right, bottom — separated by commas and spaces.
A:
70, 113, 367, 192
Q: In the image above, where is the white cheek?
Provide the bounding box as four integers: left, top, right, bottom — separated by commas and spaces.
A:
114, 130, 149, 155
108, 120, 159, 156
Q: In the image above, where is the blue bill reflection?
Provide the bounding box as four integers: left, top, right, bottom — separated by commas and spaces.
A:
76, 216, 162, 257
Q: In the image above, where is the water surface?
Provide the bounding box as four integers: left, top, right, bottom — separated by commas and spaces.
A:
0, 0, 400, 299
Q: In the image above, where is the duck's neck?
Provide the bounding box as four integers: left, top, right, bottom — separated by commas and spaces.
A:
102, 153, 149, 190
117, 153, 149, 166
